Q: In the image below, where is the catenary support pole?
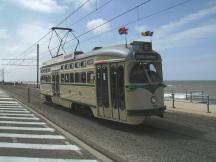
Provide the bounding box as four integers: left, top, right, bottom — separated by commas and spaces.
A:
207, 95, 210, 113
28, 87, 30, 103
37, 44, 39, 88
172, 92, 175, 108
2, 68, 4, 84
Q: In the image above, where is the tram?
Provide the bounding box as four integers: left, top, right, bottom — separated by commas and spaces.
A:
40, 41, 166, 125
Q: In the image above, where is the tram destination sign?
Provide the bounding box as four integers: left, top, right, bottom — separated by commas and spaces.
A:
134, 53, 157, 60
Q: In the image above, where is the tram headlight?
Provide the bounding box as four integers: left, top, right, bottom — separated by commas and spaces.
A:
151, 96, 157, 104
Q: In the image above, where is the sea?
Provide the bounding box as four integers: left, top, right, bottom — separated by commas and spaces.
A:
164, 80, 216, 104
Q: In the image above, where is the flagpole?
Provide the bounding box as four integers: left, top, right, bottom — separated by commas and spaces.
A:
125, 34, 127, 48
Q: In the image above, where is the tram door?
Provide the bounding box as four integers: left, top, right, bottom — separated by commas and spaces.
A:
110, 63, 126, 121
52, 71, 60, 96
96, 64, 111, 118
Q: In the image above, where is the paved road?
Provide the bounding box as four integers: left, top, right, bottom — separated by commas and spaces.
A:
0, 89, 98, 162
1, 85, 216, 162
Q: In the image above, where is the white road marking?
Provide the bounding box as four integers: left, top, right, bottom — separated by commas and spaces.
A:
0, 112, 35, 117
0, 97, 14, 99
0, 116, 39, 120
0, 101, 18, 104
0, 113, 34, 116
0, 110, 30, 113
0, 126, 54, 132
0, 105, 21, 107
0, 143, 80, 150
0, 156, 98, 162
0, 133, 65, 139
0, 105, 24, 109
0, 108, 23, 109
0, 121, 46, 125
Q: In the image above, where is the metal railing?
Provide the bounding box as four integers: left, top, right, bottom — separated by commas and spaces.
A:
165, 90, 216, 113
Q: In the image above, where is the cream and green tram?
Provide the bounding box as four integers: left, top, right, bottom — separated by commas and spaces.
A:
40, 41, 166, 125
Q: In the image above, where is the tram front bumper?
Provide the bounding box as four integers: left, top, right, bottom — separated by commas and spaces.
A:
127, 106, 166, 116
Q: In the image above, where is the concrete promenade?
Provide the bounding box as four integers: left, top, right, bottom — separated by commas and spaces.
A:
165, 100, 216, 118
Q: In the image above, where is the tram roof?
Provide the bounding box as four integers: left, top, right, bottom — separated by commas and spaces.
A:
42, 43, 160, 67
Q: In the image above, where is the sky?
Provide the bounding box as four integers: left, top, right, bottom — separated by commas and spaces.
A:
0, 0, 216, 82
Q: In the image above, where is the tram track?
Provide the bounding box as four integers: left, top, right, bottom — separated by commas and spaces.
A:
1, 85, 216, 162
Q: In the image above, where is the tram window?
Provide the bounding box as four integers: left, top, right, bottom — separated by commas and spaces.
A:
75, 62, 80, 68
52, 75, 55, 82
148, 63, 162, 82
87, 71, 94, 83
130, 63, 148, 83
70, 73, 74, 83
47, 75, 51, 82
87, 59, 94, 65
130, 63, 162, 83
61, 74, 64, 82
81, 61, 86, 67
70, 63, 74, 69
65, 64, 69, 70
40, 76, 43, 82
81, 72, 86, 83
65, 73, 69, 83
75, 72, 80, 83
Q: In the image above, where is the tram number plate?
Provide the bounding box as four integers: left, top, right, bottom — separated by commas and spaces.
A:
135, 53, 157, 60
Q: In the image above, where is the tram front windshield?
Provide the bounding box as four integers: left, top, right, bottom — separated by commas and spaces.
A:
130, 62, 162, 83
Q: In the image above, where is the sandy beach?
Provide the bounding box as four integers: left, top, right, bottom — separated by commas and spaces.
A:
165, 100, 216, 118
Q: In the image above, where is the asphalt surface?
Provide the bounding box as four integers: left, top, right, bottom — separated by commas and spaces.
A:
0, 88, 98, 162
1, 85, 216, 162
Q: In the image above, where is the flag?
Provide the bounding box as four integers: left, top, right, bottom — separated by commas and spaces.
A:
118, 27, 128, 35
141, 31, 153, 37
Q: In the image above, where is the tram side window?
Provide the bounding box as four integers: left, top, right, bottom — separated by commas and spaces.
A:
70, 73, 74, 83
87, 71, 95, 84
70, 63, 74, 69
61, 74, 64, 82
75, 62, 80, 68
81, 72, 86, 83
65, 64, 69, 70
65, 73, 69, 83
52, 75, 55, 82
81, 61, 86, 67
40, 76, 44, 83
87, 59, 94, 65
47, 75, 51, 82
75, 72, 80, 83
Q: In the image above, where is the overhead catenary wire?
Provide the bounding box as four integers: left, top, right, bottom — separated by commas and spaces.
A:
4, 0, 93, 64
75, 0, 192, 40
31, 0, 193, 60
78, 0, 193, 45
56, 0, 91, 26
41, 0, 152, 55
37, 0, 113, 48
41, 0, 192, 56
9, 0, 193, 64
2, 64, 37, 67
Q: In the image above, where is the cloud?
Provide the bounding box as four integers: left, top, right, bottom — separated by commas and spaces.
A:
0, 29, 10, 40
10, 0, 67, 13
86, 18, 110, 34
16, 22, 51, 45
64, 0, 96, 11
154, 5, 216, 39
134, 25, 148, 33
154, 23, 216, 50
